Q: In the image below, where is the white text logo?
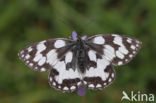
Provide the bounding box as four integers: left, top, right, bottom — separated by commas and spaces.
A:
121, 91, 155, 102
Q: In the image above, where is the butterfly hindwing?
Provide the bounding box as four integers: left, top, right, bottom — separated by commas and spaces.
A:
84, 66, 115, 89
83, 49, 115, 89
87, 34, 142, 66
18, 38, 73, 72
48, 51, 83, 92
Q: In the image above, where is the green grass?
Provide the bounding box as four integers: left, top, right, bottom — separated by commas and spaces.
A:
0, 0, 156, 103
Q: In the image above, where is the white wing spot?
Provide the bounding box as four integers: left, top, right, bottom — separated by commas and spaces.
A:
70, 86, 76, 90
104, 45, 115, 53
108, 78, 112, 82
93, 36, 105, 44
33, 54, 42, 62
35, 67, 38, 69
88, 50, 96, 62
96, 84, 102, 88
112, 34, 118, 36
38, 57, 46, 66
104, 45, 115, 61
125, 59, 128, 62
26, 61, 29, 63
84, 81, 87, 85
136, 40, 140, 44
113, 36, 123, 46
113, 36, 129, 54
37, 43, 46, 53
65, 51, 73, 64
21, 54, 24, 58
88, 84, 94, 88
58, 86, 61, 89
131, 45, 136, 50
104, 83, 107, 86
53, 82, 56, 86
127, 38, 132, 43
20, 50, 24, 54
63, 86, 69, 90
133, 51, 136, 54
112, 73, 114, 78
46, 49, 58, 66
136, 44, 139, 47
29, 63, 33, 66
77, 82, 81, 86
41, 68, 46, 72
28, 47, 33, 52
116, 51, 124, 59
33, 43, 46, 63
119, 47, 128, 55
25, 54, 30, 59
118, 61, 123, 65
50, 77, 52, 81
54, 40, 65, 48
129, 54, 133, 58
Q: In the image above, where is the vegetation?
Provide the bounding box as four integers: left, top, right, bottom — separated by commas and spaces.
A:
0, 0, 156, 103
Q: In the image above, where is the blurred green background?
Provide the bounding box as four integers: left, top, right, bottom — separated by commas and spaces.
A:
0, 0, 156, 103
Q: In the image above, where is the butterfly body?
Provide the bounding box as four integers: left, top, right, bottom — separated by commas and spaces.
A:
75, 38, 88, 73
18, 31, 142, 92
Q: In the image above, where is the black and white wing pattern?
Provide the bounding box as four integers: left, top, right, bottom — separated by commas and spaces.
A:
82, 34, 142, 90
87, 34, 142, 66
18, 38, 83, 92
83, 54, 115, 89
18, 32, 142, 93
48, 59, 82, 92
79, 47, 115, 89
18, 38, 73, 72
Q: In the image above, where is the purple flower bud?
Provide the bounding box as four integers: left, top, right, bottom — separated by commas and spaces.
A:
81, 35, 87, 40
77, 84, 86, 96
72, 30, 77, 40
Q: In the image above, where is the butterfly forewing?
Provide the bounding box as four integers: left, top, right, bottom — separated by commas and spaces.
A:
18, 38, 74, 72
87, 34, 142, 66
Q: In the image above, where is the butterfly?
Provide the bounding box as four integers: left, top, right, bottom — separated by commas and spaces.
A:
18, 31, 142, 92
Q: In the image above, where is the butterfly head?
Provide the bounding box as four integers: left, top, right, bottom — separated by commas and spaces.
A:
72, 30, 87, 40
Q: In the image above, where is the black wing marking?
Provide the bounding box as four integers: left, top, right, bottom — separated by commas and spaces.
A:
18, 38, 74, 72
86, 34, 142, 66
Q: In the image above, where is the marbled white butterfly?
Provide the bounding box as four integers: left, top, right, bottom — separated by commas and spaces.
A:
18, 31, 142, 92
